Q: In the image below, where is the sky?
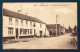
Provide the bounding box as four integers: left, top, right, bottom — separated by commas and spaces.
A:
3, 2, 77, 29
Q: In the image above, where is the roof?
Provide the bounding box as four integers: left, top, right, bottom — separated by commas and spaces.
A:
3, 8, 45, 24
46, 24, 65, 28
46, 24, 60, 28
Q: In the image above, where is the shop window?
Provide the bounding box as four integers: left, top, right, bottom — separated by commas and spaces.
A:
8, 28, 13, 35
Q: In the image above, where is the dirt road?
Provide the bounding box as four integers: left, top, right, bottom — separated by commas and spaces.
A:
3, 33, 77, 49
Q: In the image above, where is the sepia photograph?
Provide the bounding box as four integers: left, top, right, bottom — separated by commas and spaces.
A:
2, 2, 77, 49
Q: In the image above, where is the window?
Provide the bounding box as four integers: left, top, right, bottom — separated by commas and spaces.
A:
20, 29, 23, 35
45, 28, 46, 31
26, 21, 27, 24
26, 21, 28, 26
15, 19, 18, 25
21, 20, 23, 24
33, 22, 36, 27
26, 29, 28, 34
8, 28, 13, 35
40, 23, 42, 28
30, 21, 32, 27
28, 29, 29, 34
9, 18, 12, 25
30, 29, 32, 34
24, 29, 27, 35
16, 19, 18, 23
9, 18, 12, 22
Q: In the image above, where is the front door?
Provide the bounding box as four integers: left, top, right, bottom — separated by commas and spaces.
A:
16, 28, 18, 39
34, 29, 36, 36
40, 31, 42, 37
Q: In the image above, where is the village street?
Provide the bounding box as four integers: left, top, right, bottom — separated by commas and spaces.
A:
3, 33, 77, 49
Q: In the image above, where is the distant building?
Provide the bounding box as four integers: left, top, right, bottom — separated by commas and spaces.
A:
46, 24, 66, 37
3, 8, 49, 39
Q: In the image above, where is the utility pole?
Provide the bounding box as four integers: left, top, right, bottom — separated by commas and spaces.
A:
21, 3, 22, 14
17, 3, 22, 14
63, 24, 65, 34
56, 15, 59, 36
59, 16, 60, 36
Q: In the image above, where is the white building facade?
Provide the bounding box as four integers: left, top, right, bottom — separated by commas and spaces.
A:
3, 9, 49, 39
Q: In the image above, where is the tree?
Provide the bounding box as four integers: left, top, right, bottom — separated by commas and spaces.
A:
68, 26, 72, 33
74, 25, 77, 35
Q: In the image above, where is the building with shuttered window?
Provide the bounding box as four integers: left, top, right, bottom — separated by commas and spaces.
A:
3, 8, 49, 39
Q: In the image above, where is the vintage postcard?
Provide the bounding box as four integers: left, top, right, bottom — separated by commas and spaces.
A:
2, 2, 77, 49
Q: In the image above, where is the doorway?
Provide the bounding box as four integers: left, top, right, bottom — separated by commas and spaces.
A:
40, 31, 42, 37
16, 28, 18, 39
34, 29, 36, 36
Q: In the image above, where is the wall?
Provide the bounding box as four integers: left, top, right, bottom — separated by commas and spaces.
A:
3, 15, 49, 38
